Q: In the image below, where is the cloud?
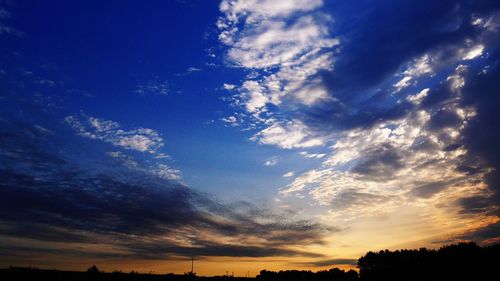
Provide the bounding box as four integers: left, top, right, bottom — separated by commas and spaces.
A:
281, 102, 490, 223
264, 157, 278, 166
107, 151, 139, 168
216, 0, 500, 241
223, 83, 236, 90
0, 5, 23, 37
65, 115, 164, 154
459, 221, 500, 245
461, 44, 485, 60
108, 151, 180, 181
218, 0, 339, 139
393, 55, 434, 93
187, 67, 201, 73
134, 79, 169, 96
299, 151, 326, 159
283, 171, 295, 178
251, 120, 325, 149
407, 88, 430, 105
221, 115, 239, 126
296, 258, 358, 267
151, 164, 181, 181
0, 8, 10, 20
0, 114, 331, 262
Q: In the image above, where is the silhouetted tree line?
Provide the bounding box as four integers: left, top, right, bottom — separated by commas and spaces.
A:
257, 268, 358, 281
2, 242, 499, 281
256, 242, 500, 281
357, 242, 500, 281
0, 266, 253, 281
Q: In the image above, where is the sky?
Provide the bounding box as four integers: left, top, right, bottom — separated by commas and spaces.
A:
1, 0, 500, 276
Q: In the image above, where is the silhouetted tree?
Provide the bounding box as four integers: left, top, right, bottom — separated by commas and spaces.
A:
87, 265, 100, 274
357, 242, 500, 281
257, 268, 358, 281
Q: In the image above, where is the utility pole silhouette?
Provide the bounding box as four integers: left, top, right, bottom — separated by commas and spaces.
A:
191, 257, 195, 274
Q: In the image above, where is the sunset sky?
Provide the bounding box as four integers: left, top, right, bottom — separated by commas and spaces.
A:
1, 0, 500, 276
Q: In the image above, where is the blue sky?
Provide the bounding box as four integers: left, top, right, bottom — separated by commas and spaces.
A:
1, 0, 500, 275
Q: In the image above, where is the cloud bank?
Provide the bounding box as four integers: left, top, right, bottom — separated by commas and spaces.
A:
219, 0, 500, 244
0, 108, 331, 264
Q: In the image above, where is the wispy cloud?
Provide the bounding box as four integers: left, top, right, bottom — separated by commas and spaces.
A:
65, 115, 164, 154
134, 79, 169, 96
264, 157, 278, 166
0, 6, 24, 37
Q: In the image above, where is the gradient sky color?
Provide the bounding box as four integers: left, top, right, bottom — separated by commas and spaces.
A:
1, 0, 500, 276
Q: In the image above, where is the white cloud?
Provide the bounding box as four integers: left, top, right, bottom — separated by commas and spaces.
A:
219, 0, 323, 22
187, 67, 201, 72
447, 65, 468, 92
225, 16, 336, 69
241, 80, 269, 114
405, 54, 433, 77
406, 88, 430, 105
299, 151, 326, 159
252, 120, 325, 149
223, 83, 236, 90
461, 44, 484, 60
65, 115, 164, 154
218, 0, 339, 140
222, 115, 238, 126
281, 103, 480, 221
283, 171, 295, 178
265, 157, 278, 166
393, 54, 434, 92
393, 76, 413, 92
151, 164, 181, 181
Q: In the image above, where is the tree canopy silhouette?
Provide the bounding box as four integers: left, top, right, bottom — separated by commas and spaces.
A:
358, 242, 500, 281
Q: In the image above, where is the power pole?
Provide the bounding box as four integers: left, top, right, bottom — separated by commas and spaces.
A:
191, 258, 195, 274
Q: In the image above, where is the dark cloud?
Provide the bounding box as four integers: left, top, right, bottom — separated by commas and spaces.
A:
295, 258, 358, 267
460, 221, 500, 244
458, 196, 495, 214
125, 243, 323, 260
324, 0, 496, 94
0, 112, 330, 261
306, 0, 500, 222
302, 0, 500, 132
460, 51, 500, 205
328, 189, 395, 211
351, 144, 404, 180
410, 182, 451, 199
427, 108, 463, 131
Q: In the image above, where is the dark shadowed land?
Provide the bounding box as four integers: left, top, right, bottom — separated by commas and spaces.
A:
1, 242, 499, 281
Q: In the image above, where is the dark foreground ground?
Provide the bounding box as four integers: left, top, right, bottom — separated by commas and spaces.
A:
2, 242, 500, 281
0, 268, 251, 281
